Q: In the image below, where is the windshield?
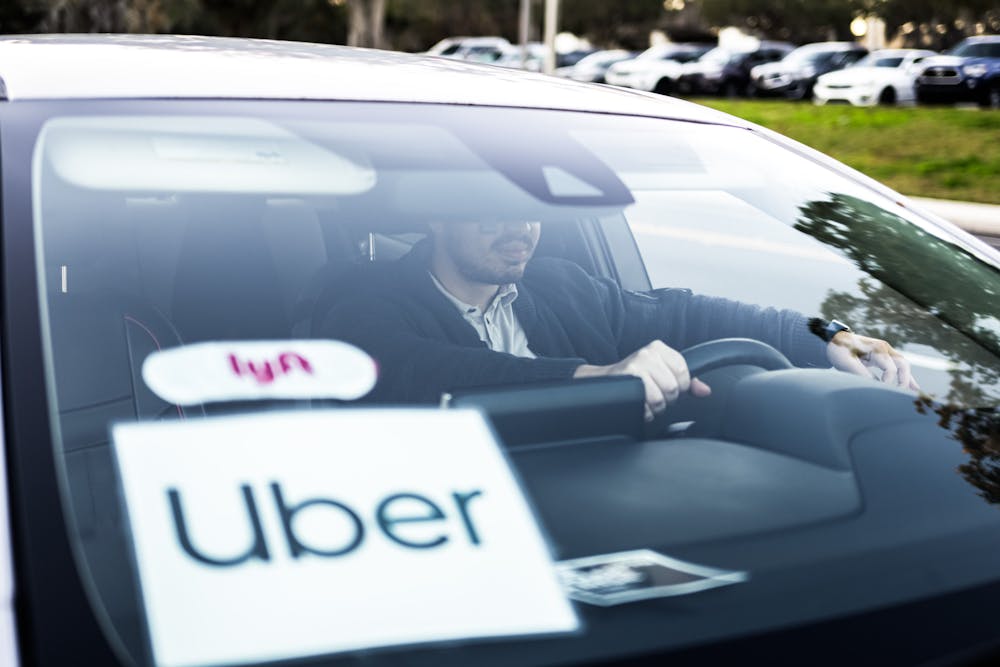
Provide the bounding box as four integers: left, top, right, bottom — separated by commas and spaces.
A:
952, 41, 1000, 58
853, 53, 905, 68
637, 45, 703, 61
699, 47, 733, 64
575, 50, 631, 68
783, 45, 837, 65
22, 99, 1000, 667
637, 45, 673, 60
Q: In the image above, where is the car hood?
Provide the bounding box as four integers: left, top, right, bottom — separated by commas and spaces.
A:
818, 67, 895, 85
919, 55, 966, 68
682, 61, 722, 75
641, 60, 684, 75
607, 61, 640, 75
962, 56, 1000, 67
751, 61, 784, 77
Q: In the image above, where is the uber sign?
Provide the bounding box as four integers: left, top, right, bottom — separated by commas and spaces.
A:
112, 409, 578, 667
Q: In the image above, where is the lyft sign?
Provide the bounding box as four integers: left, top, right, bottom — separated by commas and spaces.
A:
112, 409, 578, 667
142, 339, 378, 405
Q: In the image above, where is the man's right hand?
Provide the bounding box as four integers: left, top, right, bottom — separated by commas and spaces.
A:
573, 340, 712, 421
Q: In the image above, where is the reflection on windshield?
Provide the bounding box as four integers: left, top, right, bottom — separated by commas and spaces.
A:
916, 397, 1000, 505
795, 193, 1000, 407
953, 43, 1000, 58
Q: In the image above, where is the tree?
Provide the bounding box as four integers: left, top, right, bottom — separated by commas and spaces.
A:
794, 192, 1000, 408
385, 0, 523, 52
346, 0, 386, 48
181, 0, 345, 42
559, 0, 665, 49
697, 0, 864, 42
25, 0, 347, 42
694, 0, 998, 47
858, 0, 1000, 49
0, 0, 48, 33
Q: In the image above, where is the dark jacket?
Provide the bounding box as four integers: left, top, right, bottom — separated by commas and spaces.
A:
320, 244, 827, 403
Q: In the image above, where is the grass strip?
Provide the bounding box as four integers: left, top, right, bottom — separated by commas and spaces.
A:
693, 99, 1000, 205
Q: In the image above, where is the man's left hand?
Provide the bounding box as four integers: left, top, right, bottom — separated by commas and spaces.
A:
826, 331, 919, 391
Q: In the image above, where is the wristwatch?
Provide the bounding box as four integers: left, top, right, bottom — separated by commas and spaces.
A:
820, 319, 852, 343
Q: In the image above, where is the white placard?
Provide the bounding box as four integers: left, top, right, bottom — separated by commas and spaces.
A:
112, 409, 578, 667
141, 340, 378, 405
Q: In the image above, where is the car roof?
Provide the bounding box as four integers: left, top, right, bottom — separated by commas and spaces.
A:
790, 41, 865, 53
574, 48, 635, 63
743, 40, 795, 51
869, 48, 933, 55
642, 42, 712, 55
426, 35, 511, 51
854, 48, 936, 62
0, 34, 736, 126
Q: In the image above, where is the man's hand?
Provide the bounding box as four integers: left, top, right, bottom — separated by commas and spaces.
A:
827, 331, 919, 391
574, 340, 712, 421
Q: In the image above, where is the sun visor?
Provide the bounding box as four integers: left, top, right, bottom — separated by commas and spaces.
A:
39, 116, 376, 195
389, 170, 628, 222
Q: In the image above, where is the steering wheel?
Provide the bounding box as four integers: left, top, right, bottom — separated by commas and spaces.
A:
682, 337, 793, 376
651, 338, 793, 438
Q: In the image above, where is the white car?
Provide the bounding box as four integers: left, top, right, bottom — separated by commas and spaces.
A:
603, 43, 712, 91
750, 42, 867, 99
814, 48, 937, 106
492, 42, 547, 71
2, 33, 1000, 667
553, 48, 634, 83
424, 35, 511, 63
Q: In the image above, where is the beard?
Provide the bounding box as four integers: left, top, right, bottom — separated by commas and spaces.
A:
446, 230, 535, 285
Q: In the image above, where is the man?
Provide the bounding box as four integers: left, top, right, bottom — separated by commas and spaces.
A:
321, 220, 917, 417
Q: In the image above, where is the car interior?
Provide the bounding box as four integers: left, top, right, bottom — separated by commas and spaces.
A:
39, 163, 653, 658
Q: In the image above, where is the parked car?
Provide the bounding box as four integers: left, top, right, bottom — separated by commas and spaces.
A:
603, 43, 712, 92
553, 48, 635, 83
3, 33, 1000, 667
674, 41, 794, 97
492, 42, 546, 71
752, 42, 868, 99
555, 48, 598, 68
813, 48, 937, 106
424, 36, 511, 63
494, 44, 598, 72
915, 35, 1000, 108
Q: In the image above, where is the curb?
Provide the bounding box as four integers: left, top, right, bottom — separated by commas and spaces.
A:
909, 197, 1000, 236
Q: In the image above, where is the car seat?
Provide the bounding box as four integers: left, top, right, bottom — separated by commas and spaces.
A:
48, 287, 199, 664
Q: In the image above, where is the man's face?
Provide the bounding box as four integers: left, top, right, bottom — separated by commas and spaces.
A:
433, 221, 541, 285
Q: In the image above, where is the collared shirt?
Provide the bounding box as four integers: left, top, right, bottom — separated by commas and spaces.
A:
429, 272, 536, 358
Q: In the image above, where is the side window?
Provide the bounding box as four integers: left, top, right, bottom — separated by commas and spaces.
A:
842, 51, 865, 66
